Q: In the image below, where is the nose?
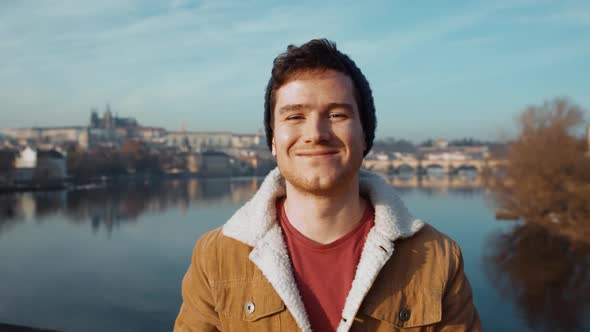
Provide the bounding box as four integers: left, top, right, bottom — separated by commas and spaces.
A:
303, 114, 332, 144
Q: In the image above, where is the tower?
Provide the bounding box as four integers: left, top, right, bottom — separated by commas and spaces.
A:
90, 108, 99, 128
78, 128, 90, 150
104, 103, 113, 129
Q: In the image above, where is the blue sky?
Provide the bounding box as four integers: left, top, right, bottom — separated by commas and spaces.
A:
0, 0, 588, 142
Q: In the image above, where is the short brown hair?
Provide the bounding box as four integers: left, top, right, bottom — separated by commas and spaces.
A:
264, 39, 376, 156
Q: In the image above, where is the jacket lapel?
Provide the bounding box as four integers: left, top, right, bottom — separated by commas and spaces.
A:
222, 167, 424, 332
249, 224, 312, 332
337, 173, 425, 332
223, 168, 312, 331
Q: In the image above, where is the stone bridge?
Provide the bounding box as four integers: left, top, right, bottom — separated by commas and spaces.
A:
387, 175, 485, 189
362, 158, 508, 174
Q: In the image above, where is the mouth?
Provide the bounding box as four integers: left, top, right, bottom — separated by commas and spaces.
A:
296, 150, 339, 157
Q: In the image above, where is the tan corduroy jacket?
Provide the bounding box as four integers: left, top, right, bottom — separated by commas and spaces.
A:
175, 168, 481, 331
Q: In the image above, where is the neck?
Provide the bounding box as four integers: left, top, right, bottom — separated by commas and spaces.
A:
283, 175, 367, 244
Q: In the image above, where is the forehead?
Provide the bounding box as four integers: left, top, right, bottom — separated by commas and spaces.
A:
274, 70, 356, 109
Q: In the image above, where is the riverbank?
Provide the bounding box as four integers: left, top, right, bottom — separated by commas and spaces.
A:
0, 172, 267, 193
0, 322, 59, 332
0, 180, 66, 193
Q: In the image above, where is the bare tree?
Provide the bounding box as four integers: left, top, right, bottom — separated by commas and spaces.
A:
490, 98, 590, 243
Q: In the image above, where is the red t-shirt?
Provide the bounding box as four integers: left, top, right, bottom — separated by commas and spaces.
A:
277, 198, 375, 332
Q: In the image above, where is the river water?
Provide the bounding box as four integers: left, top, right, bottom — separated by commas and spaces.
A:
0, 176, 588, 332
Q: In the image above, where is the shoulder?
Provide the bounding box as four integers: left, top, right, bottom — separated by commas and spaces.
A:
193, 227, 253, 258
386, 223, 464, 280
193, 227, 225, 251
398, 223, 461, 255
190, 227, 259, 284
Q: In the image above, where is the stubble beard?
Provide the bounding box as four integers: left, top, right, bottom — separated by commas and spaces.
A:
278, 157, 363, 197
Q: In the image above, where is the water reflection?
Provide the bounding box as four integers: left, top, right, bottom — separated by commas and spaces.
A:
3, 176, 587, 331
0, 178, 263, 236
386, 174, 485, 191
386, 174, 485, 198
0, 176, 488, 237
0, 195, 21, 234
484, 224, 590, 332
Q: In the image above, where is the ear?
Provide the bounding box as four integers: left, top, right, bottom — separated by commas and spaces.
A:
271, 138, 276, 157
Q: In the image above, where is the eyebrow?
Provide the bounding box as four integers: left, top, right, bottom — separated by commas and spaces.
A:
278, 102, 354, 115
324, 102, 354, 113
278, 104, 311, 115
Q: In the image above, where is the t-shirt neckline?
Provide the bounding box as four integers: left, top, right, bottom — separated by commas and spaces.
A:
278, 197, 374, 250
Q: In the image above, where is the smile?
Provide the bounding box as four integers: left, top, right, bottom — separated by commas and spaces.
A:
296, 151, 339, 157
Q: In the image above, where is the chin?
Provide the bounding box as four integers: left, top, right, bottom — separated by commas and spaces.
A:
280, 167, 359, 196
301, 176, 340, 195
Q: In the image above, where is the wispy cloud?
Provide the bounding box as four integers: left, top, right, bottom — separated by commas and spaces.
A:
0, 0, 588, 140
513, 2, 590, 26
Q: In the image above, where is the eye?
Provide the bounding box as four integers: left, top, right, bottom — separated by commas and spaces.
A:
328, 113, 347, 119
286, 114, 304, 120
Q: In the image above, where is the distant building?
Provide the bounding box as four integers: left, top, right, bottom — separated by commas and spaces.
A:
373, 152, 390, 161
424, 151, 467, 161
417, 144, 489, 160
0, 132, 11, 144
0, 148, 17, 184
165, 130, 268, 152
433, 139, 449, 149
78, 128, 90, 150
90, 104, 138, 129
36, 149, 67, 180
0, 127, 87, 146
183, 151, 232, 177
14, 146, 37, 181
199, 151, 232, 177
88, 127, 124, 148
231, 131, 265, 149
84, 105, 140, 148
462, 146, 489, 159
14, 147, 67, 181
166, 131, 233, 152
393, 152, 417, 161
0, 105, 139, 150
1, 102, 272, 167
131, 127, 167, 142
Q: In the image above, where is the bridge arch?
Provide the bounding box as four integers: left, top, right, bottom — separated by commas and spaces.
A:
395, 163, 417, 173
422, 163, 445, 171
452, 163, 481, 174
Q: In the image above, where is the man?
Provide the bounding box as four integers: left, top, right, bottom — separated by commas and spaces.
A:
175, 39, 481, 332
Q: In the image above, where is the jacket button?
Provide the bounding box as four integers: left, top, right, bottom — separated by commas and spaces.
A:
245, 302, 255, 314
399, 308, 411, 322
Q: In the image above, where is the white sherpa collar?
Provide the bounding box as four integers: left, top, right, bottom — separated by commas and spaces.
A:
222, 167, 424, 332
223, 167, 423, 245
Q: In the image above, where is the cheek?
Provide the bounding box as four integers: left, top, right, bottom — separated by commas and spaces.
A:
346, 125, 366, 155
344, 123, 365, 145
274, 126, 297, 149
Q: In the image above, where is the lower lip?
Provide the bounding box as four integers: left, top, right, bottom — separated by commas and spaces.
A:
298, 153, 338, 158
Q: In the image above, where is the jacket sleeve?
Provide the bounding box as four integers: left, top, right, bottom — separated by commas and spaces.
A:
174, 232, 222, 332
438, 242, 482, 332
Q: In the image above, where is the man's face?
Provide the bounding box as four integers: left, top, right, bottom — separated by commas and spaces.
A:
272, 70, 366, 195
